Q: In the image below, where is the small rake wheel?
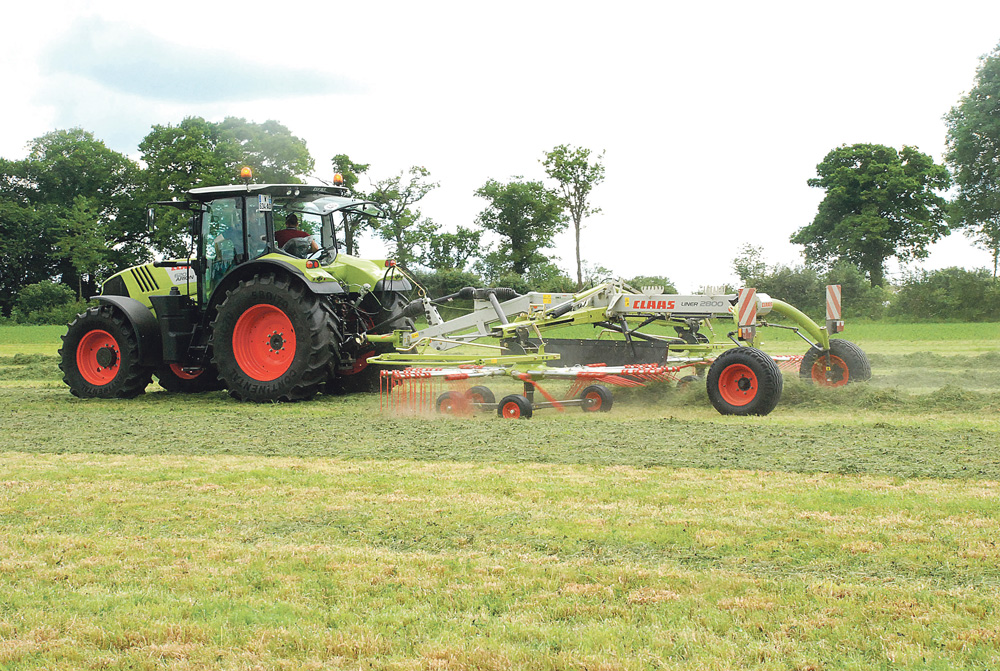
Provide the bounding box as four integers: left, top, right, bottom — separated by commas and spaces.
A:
579, 384, 613, 412
707, 346, 783, 416
799, 339, 872, 386
497, 394, 533, 419
436, 390, 465, 414
466, 385, 496, 405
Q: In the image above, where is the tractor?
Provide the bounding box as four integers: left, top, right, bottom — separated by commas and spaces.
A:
59, 172, 413, 402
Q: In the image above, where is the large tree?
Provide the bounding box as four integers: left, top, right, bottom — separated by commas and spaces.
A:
541, 144, 605, 290
420, 226, 483, 271
945, 42, 1000, 276
331, 153, 371, 255
790, 143, 951, 287
368, 166, 439, 269
0, 129, 147, 311
474, 177, 567, 278
140, 117, 313, 254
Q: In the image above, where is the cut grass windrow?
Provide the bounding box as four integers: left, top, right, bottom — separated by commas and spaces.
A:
1, 453, 999, 670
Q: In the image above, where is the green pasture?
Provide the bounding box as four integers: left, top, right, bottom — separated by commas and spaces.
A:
1, 323, 999, 669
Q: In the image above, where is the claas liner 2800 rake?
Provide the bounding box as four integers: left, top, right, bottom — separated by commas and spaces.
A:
368, 281, 871, 418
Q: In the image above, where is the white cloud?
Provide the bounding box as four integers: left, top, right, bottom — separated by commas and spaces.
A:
2, 0, 999, 290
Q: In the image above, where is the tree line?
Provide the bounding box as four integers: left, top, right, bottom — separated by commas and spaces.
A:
3, 41, 1000, 322
0, 115, 610, 317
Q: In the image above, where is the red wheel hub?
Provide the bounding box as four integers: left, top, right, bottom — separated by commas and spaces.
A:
76, 330, 120, 385
501, 401, 522, 418
718, 363, 758, 406
583, 391, 603, 411
810, 355, 849, 386
232, 304, 296, 381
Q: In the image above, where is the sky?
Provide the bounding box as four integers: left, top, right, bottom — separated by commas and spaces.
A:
3, 0, 1000, 292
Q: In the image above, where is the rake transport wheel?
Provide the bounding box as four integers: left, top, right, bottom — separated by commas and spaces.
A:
799, 339, 872, 386
497, 394, 533, 419
211, 274, 335, 402
155, 364, 224, 393
466, 385, 496, 405
580, 384, 613, 412
707, 346, 783, 416
59, 305, 152, 399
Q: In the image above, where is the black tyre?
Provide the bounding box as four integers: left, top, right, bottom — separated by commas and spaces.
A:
497, 394, 533, 419
59, 305, 152, 399
366, 291, 415, 333
707, 347, 783, 416
211, 274, 336, 402
436, 391, 465, 414
580, 384, 613, 412
155, 364, 225, 393
466, 385, 496, 405
799, 339, 872, 386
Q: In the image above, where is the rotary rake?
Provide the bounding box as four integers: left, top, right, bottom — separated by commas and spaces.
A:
368, 281, 867, 418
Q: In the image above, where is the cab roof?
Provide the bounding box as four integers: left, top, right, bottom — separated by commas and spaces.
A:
187, 183, 350, 202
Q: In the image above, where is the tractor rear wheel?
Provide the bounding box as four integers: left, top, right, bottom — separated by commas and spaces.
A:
707, 346, 782, 416
211, 274, 336, 402
155, 364, 224, 393
59, 305, 152, 398
799, 339, 871, 386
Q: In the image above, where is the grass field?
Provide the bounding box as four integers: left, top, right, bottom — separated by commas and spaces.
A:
1, 323, 999, 669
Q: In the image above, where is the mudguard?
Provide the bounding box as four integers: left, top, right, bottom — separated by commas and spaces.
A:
250, 258, 346, 295
374, 278, 412, 293
93, 295, 162, 367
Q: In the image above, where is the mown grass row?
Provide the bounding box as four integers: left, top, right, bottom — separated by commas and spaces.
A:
2, 323, 999, 669
2, 453, 999, 669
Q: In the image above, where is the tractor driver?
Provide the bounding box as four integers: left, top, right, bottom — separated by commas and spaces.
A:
276, 213, 319, 257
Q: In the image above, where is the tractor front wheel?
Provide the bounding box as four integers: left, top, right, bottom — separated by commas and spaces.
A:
707, 346, 782, 416
211, 274, 336, 402
800, 339, 872, 386
59, 305, 152, 398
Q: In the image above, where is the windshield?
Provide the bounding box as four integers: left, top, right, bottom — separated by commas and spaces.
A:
273, 194, 382, 252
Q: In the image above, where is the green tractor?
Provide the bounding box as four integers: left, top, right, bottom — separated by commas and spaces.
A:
59, 177, 414, 402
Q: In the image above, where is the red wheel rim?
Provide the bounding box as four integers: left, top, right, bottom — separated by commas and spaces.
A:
439, 393, 459, 414
232, 304, 296, 381
76, 329, 120, 385
810, 355, 849, 386
583, 391, 603, 411
718, 363, 758, 406
501, 401, 522, 418
169, 363, 203, 380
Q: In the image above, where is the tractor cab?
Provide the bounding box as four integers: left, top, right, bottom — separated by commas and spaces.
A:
185, 184, 384, 303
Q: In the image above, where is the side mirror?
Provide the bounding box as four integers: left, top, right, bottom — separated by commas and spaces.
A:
146, 208, 155, 228
188, 216, 199, 238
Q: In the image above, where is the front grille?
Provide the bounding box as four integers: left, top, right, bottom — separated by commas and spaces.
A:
130, 266, 160, 293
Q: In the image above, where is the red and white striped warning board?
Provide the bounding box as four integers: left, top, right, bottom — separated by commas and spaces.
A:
826, 284, 842, 321
737, 287, 758, 327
